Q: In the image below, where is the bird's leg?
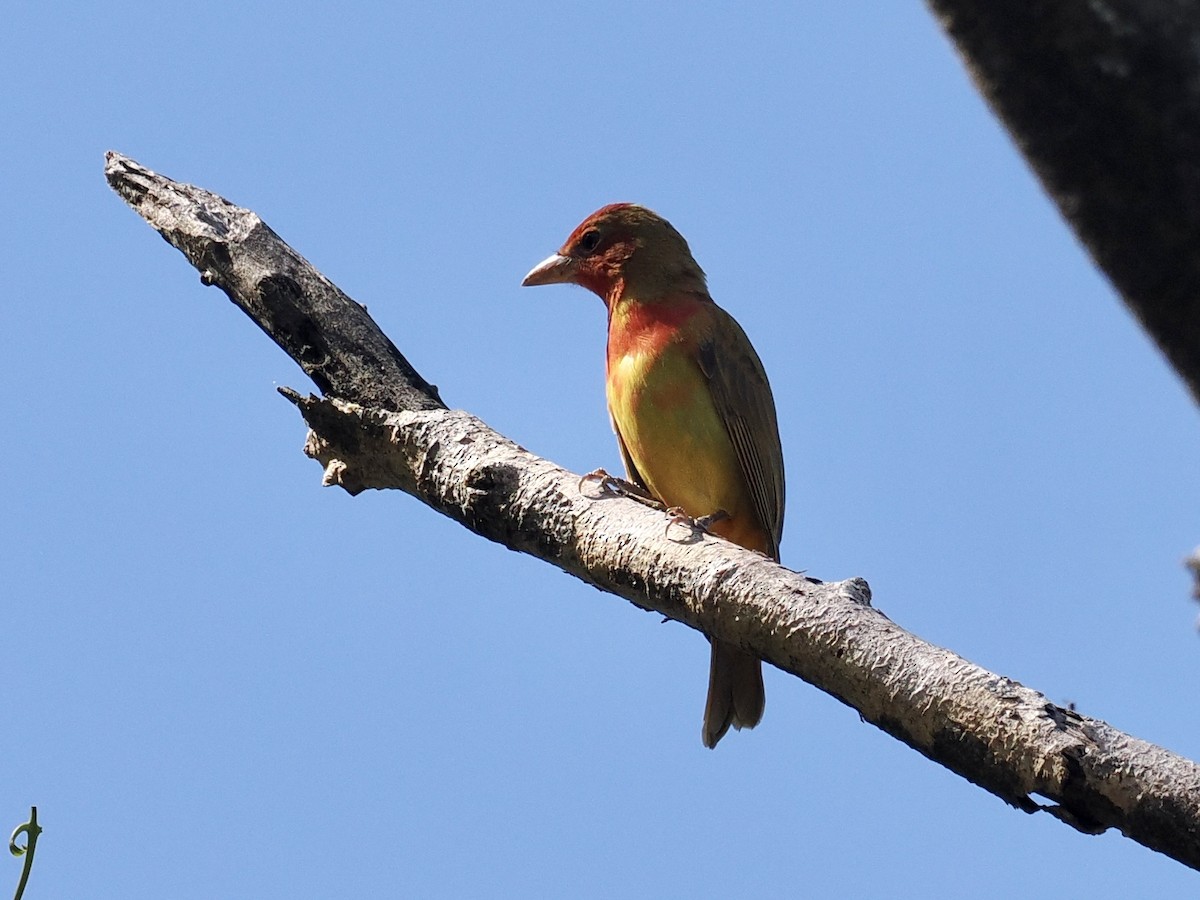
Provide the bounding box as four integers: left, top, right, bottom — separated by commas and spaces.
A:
578, 467, 618, 495
664, 507, 730, 538
578, 468, 664, 508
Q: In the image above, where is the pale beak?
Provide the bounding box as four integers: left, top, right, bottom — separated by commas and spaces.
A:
521, 253, 577, 287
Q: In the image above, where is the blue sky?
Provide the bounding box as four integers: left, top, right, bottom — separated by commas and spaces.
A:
5, 2, 1200, 896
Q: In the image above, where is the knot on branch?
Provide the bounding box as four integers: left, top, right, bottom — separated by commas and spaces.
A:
1044, 743, 1114, 836
841, 577, 872, 607
464, 461, 519, 509
462, 461, 575, 559
258, 275, 334, 390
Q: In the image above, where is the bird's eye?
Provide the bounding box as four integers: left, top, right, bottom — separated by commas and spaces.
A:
577, 229, 601, 253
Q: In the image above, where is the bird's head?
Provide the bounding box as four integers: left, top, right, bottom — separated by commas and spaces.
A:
521, 203, 707, 304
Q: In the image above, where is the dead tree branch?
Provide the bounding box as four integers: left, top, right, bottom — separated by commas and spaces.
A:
106, 151, 1200, 870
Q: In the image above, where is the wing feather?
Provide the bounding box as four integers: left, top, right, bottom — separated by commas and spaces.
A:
696, 308, 785, 561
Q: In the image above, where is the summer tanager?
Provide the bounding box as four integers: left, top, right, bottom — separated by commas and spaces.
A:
522, 203, 786, 748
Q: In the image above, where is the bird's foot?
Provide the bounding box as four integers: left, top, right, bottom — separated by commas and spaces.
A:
578, 468, 663, 507
664, 507, 729, 538
578, 468, 620, 496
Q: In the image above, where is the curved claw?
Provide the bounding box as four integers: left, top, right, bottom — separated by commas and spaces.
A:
664, 507, 730, 538
578, 468, 619, 496
579, 469, 664, 508
663, 506, 689, 537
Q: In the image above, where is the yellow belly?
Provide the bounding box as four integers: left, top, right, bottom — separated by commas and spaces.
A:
607, 345, 758, 547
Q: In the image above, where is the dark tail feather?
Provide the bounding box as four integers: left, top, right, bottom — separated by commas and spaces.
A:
702, 641, 765, 748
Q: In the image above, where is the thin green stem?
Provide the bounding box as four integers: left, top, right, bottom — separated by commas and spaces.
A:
9, 808, 41, 900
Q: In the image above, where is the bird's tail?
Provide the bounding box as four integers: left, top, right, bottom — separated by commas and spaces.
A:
702, 641, 765, 748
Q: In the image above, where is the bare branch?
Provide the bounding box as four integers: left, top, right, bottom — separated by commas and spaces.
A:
927, 0, 1200, 407
106, 152, 1200, 870
104, 151, 442, 412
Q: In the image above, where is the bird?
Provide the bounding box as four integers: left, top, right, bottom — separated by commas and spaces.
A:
521, 203, 785, 748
